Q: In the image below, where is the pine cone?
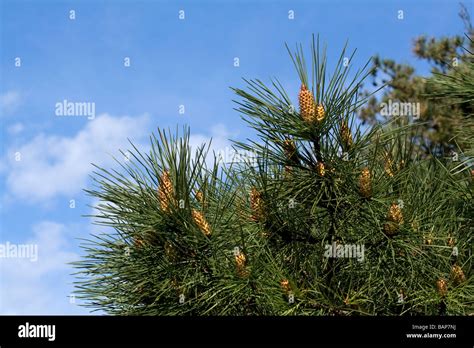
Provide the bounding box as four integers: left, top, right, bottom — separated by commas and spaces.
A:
341, 121, 353, 148
192, 209, 211, 236
384, 153, 395, 177
359, 167, 371, 198
134, 237, 145, 248
436, 279, 448, 297
158, 170, 174, 212
280, 279, 291, 293
451, 265, 466, 284
388, 203, 404, 223
250, 187, 264, 222
316, 162, 325, 176
299, 84, 316, 123
235, 251, 248, 277
447, 236, 455, 247
315, 103, 325, 122
196, 190, 203, 203
383, 203, 403, 236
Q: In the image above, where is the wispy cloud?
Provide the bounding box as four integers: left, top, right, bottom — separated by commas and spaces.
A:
7, 122, 24, 135
0, 91, 21, 115
189, 123, 235, 165
4, 113, 151, 202
0, 221, 88, 314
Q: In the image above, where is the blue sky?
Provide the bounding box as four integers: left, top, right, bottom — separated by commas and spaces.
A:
0, 0, 467, 314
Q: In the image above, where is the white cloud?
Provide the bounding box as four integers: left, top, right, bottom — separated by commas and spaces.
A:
7, 122, 24, 135
0, 91, 21, 114
0, 221, 87, 314
5, 113, 151, 202
2, 113, 239, 204
189, 123, 236, 167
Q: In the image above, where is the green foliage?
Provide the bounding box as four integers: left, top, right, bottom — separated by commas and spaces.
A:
73, 37, 473, 316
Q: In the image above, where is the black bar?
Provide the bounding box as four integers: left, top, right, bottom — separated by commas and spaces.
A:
0, 316, 472, 346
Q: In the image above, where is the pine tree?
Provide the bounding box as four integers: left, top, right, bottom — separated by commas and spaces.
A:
73, 36, 473, 315
359, 4, 473, 157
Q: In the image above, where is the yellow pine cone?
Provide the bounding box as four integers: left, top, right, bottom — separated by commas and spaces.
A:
134, 237, 145, 248
315, 103, 325, 122
383, 203, 403, 236
384, 153, 395, 177
158, 170, 174, 212
316, 162, 325, 176
280, 279, 291, 293
195, 191, 204, 203
388, 203, 404, 224
451, 265, 466, 284
235, 251, 248, 277
299, 84, 316, 123
359, 167, 371, 198
436, 279, 448, 297
195, 190, 208, 209
192, 209, 211, 236
250, 187, 264, 222
341, 121, 353, 147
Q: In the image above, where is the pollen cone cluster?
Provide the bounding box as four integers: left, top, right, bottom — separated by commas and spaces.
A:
298, 84, 316, 123
280, 279, 291, 293
192, 209, 211, 236
436, 279, 448, 297
383, 203, 403, 236
315, 103, 325, 122
235, 251, 248, 277
250, 187, 264, 222
134, 237, 145, 248
341, 121, 353, 148
384, 153, 395, 177
359, 167, 371, 198
316, 162, 326, 176
451, 265, 466, 284
158, 170, 174, 212
195, 190, 208, 209
195, 191, 204, 203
